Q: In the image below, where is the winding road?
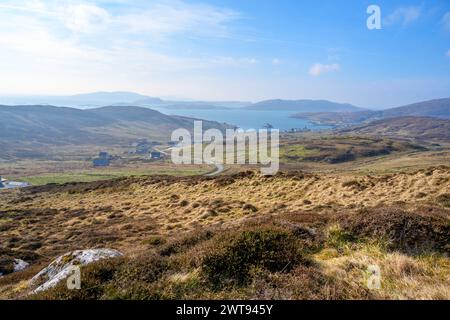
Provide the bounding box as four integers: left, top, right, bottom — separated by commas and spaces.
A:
154, 146, 224, 177
204, 162, 224, 177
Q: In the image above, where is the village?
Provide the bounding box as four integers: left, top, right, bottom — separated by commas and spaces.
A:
91, 139, 168, 168
0, 139, 172, 190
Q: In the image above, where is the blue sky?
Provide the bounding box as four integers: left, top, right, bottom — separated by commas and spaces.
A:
0, 0, 449, 108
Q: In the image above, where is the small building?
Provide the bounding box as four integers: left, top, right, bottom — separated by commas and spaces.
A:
151, 151, 162, 160
93, 151, 110, 167
98, 151, 109, 159
93, 158, 110, 167
136, 145, 150, 155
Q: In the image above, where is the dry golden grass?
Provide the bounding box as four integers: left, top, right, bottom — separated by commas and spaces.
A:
0, 167, 448, 255
315, 243, 450, 300
0, 167, 448, 299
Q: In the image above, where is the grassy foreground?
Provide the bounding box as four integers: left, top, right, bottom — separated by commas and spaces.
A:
0, 168, 448, 299
20, 166, 210, 186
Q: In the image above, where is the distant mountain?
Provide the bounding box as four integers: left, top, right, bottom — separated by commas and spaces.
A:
339, 117, 450, 141
0, 92, 248, 110
156, 103, 232, 110
380, 98, 450, 119
292, 98, 450, 126
0, 92, 160, 109
0, 105, 230, 157
245, 99, 363, 112
291, 111, 376, 126
70, 92, 159, 106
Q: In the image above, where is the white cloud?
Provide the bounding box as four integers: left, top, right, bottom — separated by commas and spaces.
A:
443, 11, 450, 31
272, 58, 281, 65
211, 56, 258, 66
0, 0, 243, 95
64, 4, 111, 34
0, 0, 238, 37
115, 1, 238, 37
309, 63, 340, 76
385, 6, 421, 26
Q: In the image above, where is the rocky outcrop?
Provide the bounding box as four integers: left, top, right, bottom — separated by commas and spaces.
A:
0, 258, 29, 276
13, 259, 29, 272
30, 249, 123, 293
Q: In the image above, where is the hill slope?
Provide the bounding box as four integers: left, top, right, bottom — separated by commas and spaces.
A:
246, 99, 363, 112
339, 117, 450, 141
0, 92, 249, 109
381, 98, 450, 119
0, 105, 229, 151
292, 98, 450, 127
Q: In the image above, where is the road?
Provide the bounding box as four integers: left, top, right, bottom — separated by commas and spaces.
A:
153, 146, 170, 156
154, 145, 224, 177
204, 163, 224, 177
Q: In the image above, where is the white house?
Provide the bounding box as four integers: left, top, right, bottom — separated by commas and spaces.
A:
0, 176, 6, 188
0, 176, 29, 189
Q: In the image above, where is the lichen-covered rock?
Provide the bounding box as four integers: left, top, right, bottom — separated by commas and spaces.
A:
30, 249, 123, 293
0, 258, 30, 276
13, 259, 29, 272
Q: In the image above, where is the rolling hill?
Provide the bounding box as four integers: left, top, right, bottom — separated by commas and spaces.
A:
339, 116, 450, 141
0, 105, 230, 155
0, 92, 159, 109
246, 99, 363, 112
381, 98, 450, 119
0, 92, 248, 110
292, 98, 450, 126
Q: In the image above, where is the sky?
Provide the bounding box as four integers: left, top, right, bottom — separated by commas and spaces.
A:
0, 0, 449, 108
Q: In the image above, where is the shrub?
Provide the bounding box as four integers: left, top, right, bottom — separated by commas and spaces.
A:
436, 193, 450, 208
250, 265, 374, 300
143, 236, 165, 246
242, 204, 258, 212
0, 257, 14, 275
342, 180, 365, 190
160, 230, 215, 256
32, 258, 122, 300
202, 230, 308, 288
325, 224, 356, 251
20, 241, 42, 251
341, 207, 450, 254
179, 200, 189, 207
32, 254, 168, 300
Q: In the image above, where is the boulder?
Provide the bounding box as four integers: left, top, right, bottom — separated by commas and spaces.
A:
30, 249, 123, 293
14, 259, 29, 272
0, 258, 29, 276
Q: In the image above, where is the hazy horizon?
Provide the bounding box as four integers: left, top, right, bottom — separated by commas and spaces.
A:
0, 0, 449, 109
1, 90, 450, 110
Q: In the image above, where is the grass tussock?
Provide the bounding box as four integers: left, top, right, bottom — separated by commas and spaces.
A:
436, 193, 450, 208
25, 204, 449, 300
202, 230, 309, 288
0, 167, 448, 300
341, 207, 449, 254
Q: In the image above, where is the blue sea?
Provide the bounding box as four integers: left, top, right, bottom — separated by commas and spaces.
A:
153, 108, 330, 131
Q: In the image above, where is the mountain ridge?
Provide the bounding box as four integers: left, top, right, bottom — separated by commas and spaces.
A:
0, 105, 230, 156
292, 98, 450, 126
0, 92, 365, 112
245, 99, 364, 112
338, 116, 450, 141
